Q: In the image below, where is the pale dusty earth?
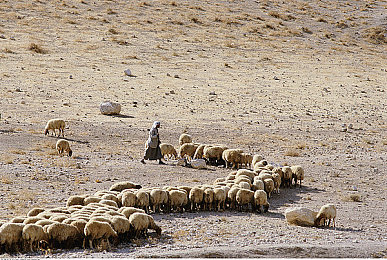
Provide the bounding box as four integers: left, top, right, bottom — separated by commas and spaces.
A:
0, 0, 386, 258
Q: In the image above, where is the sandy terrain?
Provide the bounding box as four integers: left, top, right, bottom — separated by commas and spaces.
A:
0, 0, 386, 258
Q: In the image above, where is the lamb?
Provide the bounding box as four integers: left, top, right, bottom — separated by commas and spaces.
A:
222, 149, 244, 169
22, 224, 48, 252
236, 189, 254, 211
264, 178, 275, 198
45, 222, 82, 249
56, 139, 73, 157
109, 181, 142, 192
129, 212, 161, 238
251, 154, 264, 167
179, 133, 192, 146
253, 190, 270, 213
213, 187, 227, 211
135, 190, 150, 213
160, 143, 177, 160
282, 166, 293, 188
240, 153, 253, 168
168, 189, 188, 213
290, 165, 305, 187
44, 118, 65, 137
203, 145, 227, 166
314, 204, 337, 228
0, 223, 25, 253
179, 143, 199, 161
84, 220, 118, 250
118, 207, 145, 219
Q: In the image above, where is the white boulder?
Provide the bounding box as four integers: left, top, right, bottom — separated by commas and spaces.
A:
100, 101, 121, 115
190, 159, 207, 169
285, 207, 318, 227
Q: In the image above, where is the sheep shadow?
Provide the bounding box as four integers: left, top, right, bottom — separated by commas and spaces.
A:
45, 135, 90, 145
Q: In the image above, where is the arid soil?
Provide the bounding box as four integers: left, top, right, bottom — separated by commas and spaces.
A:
0, 0, 386, 258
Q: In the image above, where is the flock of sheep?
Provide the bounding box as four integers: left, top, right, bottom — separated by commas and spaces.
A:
0, 120, 336, 255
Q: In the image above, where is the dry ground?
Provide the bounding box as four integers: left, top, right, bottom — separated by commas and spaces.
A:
0, 0, 386, 258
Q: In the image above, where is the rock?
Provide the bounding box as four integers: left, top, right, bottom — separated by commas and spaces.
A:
285, 207, 318, 227
99, 101, 121, 115
190, 159, 207, 169
124, 69, 132, 76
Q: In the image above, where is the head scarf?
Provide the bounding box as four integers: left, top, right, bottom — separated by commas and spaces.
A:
152, 121, 160, 129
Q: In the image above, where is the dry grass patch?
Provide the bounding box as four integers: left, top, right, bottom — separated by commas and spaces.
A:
284, 149, 300, 157
363, 27, 386, 44
1, 155, 15, 164
342, 194, 362, 202
28, 43, 47, 54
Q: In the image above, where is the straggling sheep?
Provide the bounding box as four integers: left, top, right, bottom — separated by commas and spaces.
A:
179, 143, 199, 161
22, 224, 48, 252
290, 165, 305, 187
44, 119, 65, 137
56, 139, 72, 157
160, 143, 177, 160
314, 204, 336, 228
253, 190, 269, 213
222, 149, 244, 169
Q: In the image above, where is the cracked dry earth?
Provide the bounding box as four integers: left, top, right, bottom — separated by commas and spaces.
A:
0, 0, 386, 258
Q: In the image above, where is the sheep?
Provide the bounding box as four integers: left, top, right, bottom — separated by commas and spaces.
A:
128, 213, 161, 238
121, 190, 137, 208
10, 216, 26, 223
179, 143, 199, 161
149, 188, 165, 213
70, 219, 88, 235
109, 181, 142, 192
253, 190, 270, 213
45, 222, 82, 249
49, 215, 69, 223
290, 165, 305, 187
168, 189, 188, 213
238, 181, 251, 190
234, 176, 252, 186
227, 186, 240, 210
56, 139, 73, 157
240, 153, 253, 168
99, 199, 119, 209
282, 166, 293, 188
23, 216, 44, 225
118, 207, 145, 219
314, 204, 337, 228
160, 143, 177, 160
84, 220, 118, 250
0, 223, 24, 253
193, 144, 206, 159
44, 118, 65, 137
203, 187, 215, 211
264, 178, 275, 198
135, 190, 150, 213
101, 194, 120, 207
235, 169, 255, 181
222, 149, 244, 169
35, 219, 58, 227
27, 207, 45, 217
179, 133, 192, 146
252, 179, 264, 191
257, 171, 273, 182
272, 173, 282, 194
84, 196, 102, 205
252, 154, 264, 167
22, 224, 47, 252
236, 189, 254, 211
110, 216, 130, 239
203, 145, 227, 166
253, 160, 268, 172
213, 187, 227, 211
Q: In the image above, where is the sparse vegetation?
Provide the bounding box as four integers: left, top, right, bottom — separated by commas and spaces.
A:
28, 43, 47, 54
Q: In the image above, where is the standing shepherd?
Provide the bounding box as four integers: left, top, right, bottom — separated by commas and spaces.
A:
141, 121, 165, 164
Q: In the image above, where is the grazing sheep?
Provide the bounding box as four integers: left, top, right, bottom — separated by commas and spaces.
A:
236, 189, 254, 211
282, 166, 293, 188
222, 149, 244, 169
252, 179, 264, 191
179, 133, 192, 146
315, 204, 337, 228
179, 143, 199, 161
235, 169, 255, 181
213, 187, 227, 211
193, 144, 206, 159
110, 216, 130, 239
264, 178, 275, 198
45, 222, 82, 249
121, 190, 137, 208
56, 139, 73, 157
202, 187, 215, 211
27, 207, 45, 217
240, 153, 253, 168
118, 207, 145, 219
203, 146, 227, 166
67, 195, 88, 207
253, 190, 270, 213
129, 213, 161, 238
84, 196, 102, 205
149, 188, 165, 213
44, 119, 65, 137
290, 165, 305, 187
252, 155, 264, 167
23, 216, 44, 225
238, 181, 251, 190
227, 186, 240, 210
235, 176, 252, 186
109, 181, 142, 192
168, 189, 188, 213
272, 173, 282, 194
10, 216, 26, 223
253, 160, 268, 172
0, 223, 25, 252
99, 199, 119, 208
35, 219, 58, 227
70, 219, 88, 235
101, 194, 120, 207
22, 224, 48, 252
160, 143, 177, 160
84, 220, 118, 250
136, 190, 150, 213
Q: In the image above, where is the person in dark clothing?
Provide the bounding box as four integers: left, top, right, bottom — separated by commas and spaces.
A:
140, 121, 165, 164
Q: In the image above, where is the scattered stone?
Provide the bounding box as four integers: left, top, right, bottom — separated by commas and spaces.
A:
285, 207, 318, 227
99, 101, 121, 115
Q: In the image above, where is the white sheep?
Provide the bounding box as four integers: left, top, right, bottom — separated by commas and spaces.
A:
203, 187, 215, 211
101, 194, 120, 206
168, 189, 188, 213
213, 187, 227, 211
227, 186, 240, 210
282, 166, 293, 188
238, 181, 251, 190
252, 179, 264, 191
0, 223, 25, 252
315, 204, 337, 228
179, 133, 192, 146
27, 207, 46, 217
128, 212, 161, 238
264, 178, 275, 198
109, 181, 142, 192
121, 190, 137, 208
179, 143, 199, 161
84, 220, 118, 250
56, 139, 73, 157
193, 144, 206, 159
240, 153, 253, 168
66, 195, 88, 207
45, 222, 82, 249
222, 149, 244, 169
160, 143, 177, 160
203, 145, 227, 166
110, 216, 130, 239
189, 187, 204, 212
99, 199, 119, 208
149, 188, 167, 213
22, 224, 48, 252
117, 207, 145, 219
253, 190, 270, 213
236, 188, 254, 211
84, 196, 102, 205
251, 154, 264, 167
135, 190, 150, 213
290, 165, 305, 187
44, 118, 65, 137
272, 173, 282, 194
23, 216, 44, 225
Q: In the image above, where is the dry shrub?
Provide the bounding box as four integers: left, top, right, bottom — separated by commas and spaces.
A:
28, 43, 47, 54
363, 27, 386, 44
268, 11, 296, 21
284, 149, 300, 157
302, 27, 313, 34
342, 194, 362, 202
108, 28, 119, 34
